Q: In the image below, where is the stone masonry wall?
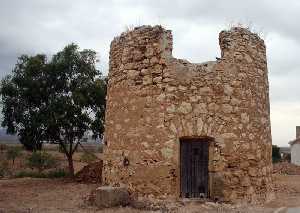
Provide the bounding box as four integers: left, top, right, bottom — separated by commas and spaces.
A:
103, 25, 273, 203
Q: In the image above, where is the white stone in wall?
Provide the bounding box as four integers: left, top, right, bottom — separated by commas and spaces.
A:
222, 104, 233, 113
161, 147, 173, 159
127, 70, 139, 79
178, 102, 192, 114
196, 118, 203, 135
224, 84, 234, 95
143, 76, 152, 85
194, 103, 207, 114
241, 113, 250, 124
166, 105, 176, 113
169, 122, 177, 133
141, 68, 149, 75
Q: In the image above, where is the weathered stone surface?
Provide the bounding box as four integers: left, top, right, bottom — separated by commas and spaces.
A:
241, 177, 251, 187
241, 113, 250, 124
93, 186, 130, 208
103, 25, 272, 203
178, 102, 192, 114
143, 76, 152, 85
127, 70, 139, 80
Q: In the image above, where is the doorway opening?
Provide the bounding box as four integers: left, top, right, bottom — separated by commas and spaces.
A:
180, 137, 209, 198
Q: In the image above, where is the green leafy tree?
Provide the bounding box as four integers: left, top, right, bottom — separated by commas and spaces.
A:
1, 55, 48, 151
0, 44, 106, 176
272, 145, 281, 163
43, 44, 106, 176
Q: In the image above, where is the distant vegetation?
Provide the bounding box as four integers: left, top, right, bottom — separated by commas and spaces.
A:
6, 146, 22, 166
80, 152, 98, 164
272, 145, 282, 163
0, 160, 8, 177
0, 143, 101, 179
15, 169, 67, 179
26, 151, 58, 173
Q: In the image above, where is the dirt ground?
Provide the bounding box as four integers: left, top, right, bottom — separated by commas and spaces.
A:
0, 175, 300, 213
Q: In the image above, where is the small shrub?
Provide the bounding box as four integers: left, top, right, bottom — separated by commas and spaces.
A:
124, 24, 135, 32
97, 144, 103, 153
0, 160, 9, 177
80, 152, 97, 163
0, 144, 8, 153
47, 169, 67, 178
15, 170, 46, 178
27, 151, 58, 173
15, 169, 67, 178
6, 146, 22, 165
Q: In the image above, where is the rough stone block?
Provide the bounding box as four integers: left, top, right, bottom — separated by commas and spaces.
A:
94, 186, 130, 208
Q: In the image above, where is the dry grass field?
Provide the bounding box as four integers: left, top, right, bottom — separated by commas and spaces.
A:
0, 143, 102, 176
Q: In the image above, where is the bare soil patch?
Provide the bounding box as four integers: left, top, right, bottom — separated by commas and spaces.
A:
0, 178, 98, 213
273, 162, 300, 175
266, 174, 300, 209
1, 175, 300, 212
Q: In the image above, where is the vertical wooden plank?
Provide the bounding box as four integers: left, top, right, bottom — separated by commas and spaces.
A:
188, 142, 191, 198
191, 142, 193, 197
180, 139, 209, 198
180, 140, 186, 197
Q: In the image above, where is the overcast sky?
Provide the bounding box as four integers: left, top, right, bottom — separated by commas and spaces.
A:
1, 0, 300, 146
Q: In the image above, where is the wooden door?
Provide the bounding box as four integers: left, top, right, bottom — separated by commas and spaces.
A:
180, 139, 209, 198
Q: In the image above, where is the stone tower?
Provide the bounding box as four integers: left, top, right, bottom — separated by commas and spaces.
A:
103, 25, 273, 203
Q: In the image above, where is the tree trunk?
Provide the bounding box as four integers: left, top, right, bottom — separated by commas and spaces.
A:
67, 155, 75, 177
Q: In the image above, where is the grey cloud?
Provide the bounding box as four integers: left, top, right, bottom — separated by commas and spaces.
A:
0, 0, 300, 146
135, 0, 300, 42
0, 0, 123, 74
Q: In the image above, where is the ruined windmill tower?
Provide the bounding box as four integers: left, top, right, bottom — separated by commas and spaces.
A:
103, 25, 273, 202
